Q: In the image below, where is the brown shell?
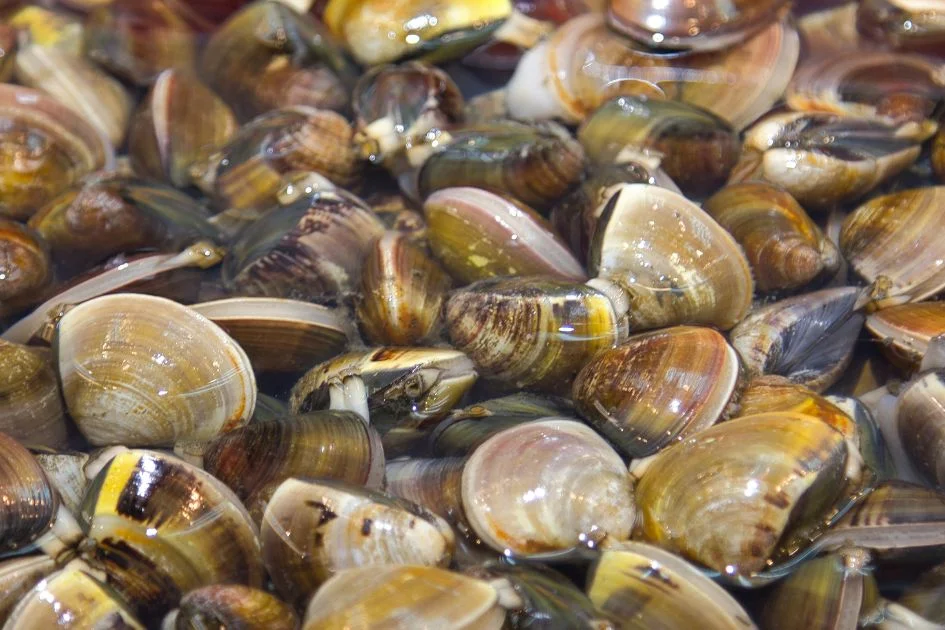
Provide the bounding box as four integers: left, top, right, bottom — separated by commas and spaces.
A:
897, 370, 945, 489
0, 219, 52, 316
174, 584, 298, 630
736, 376, 857, 440
0, 341, 67, 449
0, 432, 58, 552
866, 301, 945, 371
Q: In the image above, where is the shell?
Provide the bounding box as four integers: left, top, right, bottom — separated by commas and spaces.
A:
462, 418, 635, 555
203, 411, 385, 521
703, 182, 840, 292
841, 187, 945, 308
80, 449, 265, 619
866, 302, 945, 370
590, 183, 753, 331
634, 412, 850, 580
356, 232, 451, 346
578, 95, 740, 198
0, 432, 58, 553
385, 457, 468, 530
0, 342, 67, 449
729, 287, 865, 393
0, 555, 57, 623
899, 560, 945, 624
7, 6, 84, 56
444, 277, 621, 391
573, 326, 740, 459
897, 370, 945, 489
302, 565, 505, 629
857, 0, 945, 51
934, 123, 945, 183
32, 450, 89, 516
587, 542, 755, 629
261, 478, 455, 608
192, 297, 348, 374
737, 377, 858, 441
424, 187, 586, 284
0, 219, 52, 317
56, 293, 256, 447
170, 585, 298, 630
129, 69, 238, 189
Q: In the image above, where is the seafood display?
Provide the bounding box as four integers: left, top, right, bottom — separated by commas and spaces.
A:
0, 0, 942, 627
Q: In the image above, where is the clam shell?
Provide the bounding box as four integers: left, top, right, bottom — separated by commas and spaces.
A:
57, 293, 256, 447
424, 187, 586, 284
0, 341, 67, 449
0, 432, 58, 553
0, 555, 57, 623
841, 187, 945, 308
737, 377, 858, 440
444, 276, 621, 391
899, 560, 945, 624
261, 478, 455, 608
573, 326, 740, 459
192, 297, 348, 374
385, 457, 468, 530
634, 412, 849, 579
703, 182, 840, 292
590, 183, 753, 331
32, 450, 89, 516
897, 370, 945, 489
0, 219, 51, 317
866, 302, 945, 370
857, 0, 945, 51
203, 411, 385, 521
171, 585, 298, 630
462, 418, 635, 555
934, 123, 945, 184
7, 6, 85, 56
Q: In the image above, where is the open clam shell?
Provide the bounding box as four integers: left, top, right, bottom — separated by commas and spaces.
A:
866, 302, 945, 371
57, 293, 256, 448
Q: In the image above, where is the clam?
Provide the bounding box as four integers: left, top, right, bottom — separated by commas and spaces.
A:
129, 69, 238, 189
444, 277, 621, 391
166, 585, 298, 630
0, 555, 57, 623
898, 560, 945, 625
6, 6, 85, 58
934, 124, 945, 184
506, 14, 799, 130
4, 563, 144, 630
80, 449, 265, 619
578, 96, 740, 198
841, 187, 945, 308
203, 411, 385, 520
897, 370, 945, 489
858, 0, 945, 51
866, 302, 945, 370
634, 412, 851, 581
827, 394, 896, 481
729, 287, 865, 392
589, 183, 753, 332
733, 111, 921, 209
221, 192, 384, 301
261, 478, 455, 608
0, 342, 67, 450
572, 326, 741, 459
0, 84, 113, 221
703, 182, 840, 292
28, 174, 219, 277
385, 457, 468, 530
192, 298, 348, 374
416, 121, 585, 210
737, 377, 858, 441
56, 293, 256, 448
424, 187, 586, 284
587, 542, 755, 629
289, 347, 477, 433
323, 0, 512, 66
200, 2, 358, 121
356, 232, 451, 346
302, 565, 506, 629
0, 432, 59, 553
462, 419, 635, 555
606, 0, 788, 52
0, 219, 52, 317
32, 450, 89, 517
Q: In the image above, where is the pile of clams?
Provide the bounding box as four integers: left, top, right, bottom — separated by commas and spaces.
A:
0, 0, 944, 628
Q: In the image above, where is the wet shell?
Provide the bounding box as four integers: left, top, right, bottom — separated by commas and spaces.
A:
729, 287, 865, 393
462, 418, 636, 555
866, 301, 945, 370
0, 341, 67, 449
80, 449, 265, 619
934, 123, 945, 184
57, 293, 256, 447
445, 277, 621, 391
170, 585, 298, 630
0, 555, 57, 623
572, 326, 740, 459
32, 450, 89, 516
634, 412, 849, 580
897, 370, 945, 489
356, 232, 451, 346
302, 565, 505, 629
857, 0, 945, 51
424, 187, 586, 284
0, 219, 52, 317
703, 182, 840, 292
841, 187, 945, 308
0, 432, 58, 552
737, 376, 858, 441
261, 478, 455, 608
590, 183, 753, 331
385, 457, 468, 529
203, 411, 385, 521
898, 560, 945, 624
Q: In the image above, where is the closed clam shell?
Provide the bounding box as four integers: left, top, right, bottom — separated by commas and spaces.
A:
587, 542, 755, 629
303, 565, 505, 629
590, 183, 753, 331
578, 96, 740, 198
897, 370, 945, 489
0, 219, 51, 317
729, 287, 865, 392
356, 232, 451, 346
0, 341, 67, 449
0, 432, 58, 552
261, 478, 455, 608
385, 457, 468, 530
57, 293, 256, 447
841, 188, 945, 308
737, 377, 858, 441
0, 555, 57, 623
424, 187, 586, 284
129, 69, 238, 189
192, 298, 348, 374
635, 412, 849, 580
80, 449, 265, 619
857, 0, 945, 51
7, 6, 85, 56
445, 277, 621, 391
462, 418, 636, 555
573, 326, 740, 459
170, 585, 298, 630
32, 450, 89, 516
703, 182, 840, 292
4, 564, 144, 630
203, 411, 385, 521
866, 302, 945, 370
